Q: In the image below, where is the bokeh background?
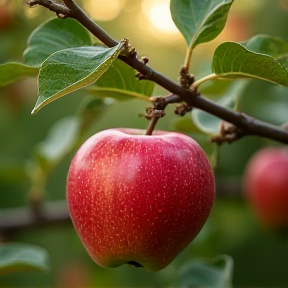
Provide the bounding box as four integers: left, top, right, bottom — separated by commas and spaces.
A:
1, 0, 288, 287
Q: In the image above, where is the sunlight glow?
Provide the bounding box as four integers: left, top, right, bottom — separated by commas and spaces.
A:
83, 0, 126, 21
141, 0, 179, 35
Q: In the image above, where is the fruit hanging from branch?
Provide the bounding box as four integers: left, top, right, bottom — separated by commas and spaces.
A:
66, 128, 215, 271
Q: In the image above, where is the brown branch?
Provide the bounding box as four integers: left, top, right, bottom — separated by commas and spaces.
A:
63, 0, 118, 47
26, 0, 288, 145
26, 0, 71, 16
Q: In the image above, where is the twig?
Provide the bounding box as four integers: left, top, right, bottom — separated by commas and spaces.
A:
26, 0, 288, 145
26, 0, 71, 16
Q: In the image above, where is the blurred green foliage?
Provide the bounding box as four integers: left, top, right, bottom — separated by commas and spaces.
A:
1, 0, 288, 287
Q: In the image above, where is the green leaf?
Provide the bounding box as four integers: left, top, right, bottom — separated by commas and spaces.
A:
32, 43, 125, 114
86, 59, 154, 101
0, 243, 50, 275
35, 116, 79, 171
212, 42, 288, 86
192, 80, 249, 134
242, 35, 288, 76
170, 0, 234, 48
24, 18, 92, 67
242, 35, 288, 58
0, 18, 91, 88
0, 62, 38, 87
175, 255, 233, 288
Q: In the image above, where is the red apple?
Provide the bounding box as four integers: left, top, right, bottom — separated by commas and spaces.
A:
66, 128, 215, 271
244, 147, 288, 229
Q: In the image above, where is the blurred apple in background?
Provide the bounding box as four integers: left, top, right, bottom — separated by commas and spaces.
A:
244, 147, 288, 229
66, 128, 215, 271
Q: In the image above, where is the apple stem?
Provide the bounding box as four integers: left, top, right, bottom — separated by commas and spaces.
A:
145, 114, 160, 135
145, 98, 167, 135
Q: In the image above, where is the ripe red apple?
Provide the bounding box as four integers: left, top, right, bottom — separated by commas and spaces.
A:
244, 147, 288, 229
66, 128, 215, 271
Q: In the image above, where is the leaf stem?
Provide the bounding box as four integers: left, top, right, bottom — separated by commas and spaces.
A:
192, 73, 219, 89
183, 43, 194, 71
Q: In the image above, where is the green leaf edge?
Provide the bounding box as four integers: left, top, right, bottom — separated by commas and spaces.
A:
191, 0, 234, 49
176, 254, 234, 288
170, 0, 234, 49
86, 86, 153, 102
0, 243, 50, 275
31, 42, 125, 115
23, 18, 92, 67
212, 42, 288, 86
0, 62, 38, 87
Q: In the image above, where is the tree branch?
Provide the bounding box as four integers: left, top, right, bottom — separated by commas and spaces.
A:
26, 0, 71, 16
26, 0, 288, 145
63, 0, 118, 47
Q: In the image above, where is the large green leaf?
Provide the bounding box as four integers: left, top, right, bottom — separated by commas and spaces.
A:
0, 62, 38, 87
170, 0, 234, 48
192, 80, 249, 134
0, 18, 91, 87
86, 59, 154, 101
175, 255, 233, 288
212, 41, 288, 86
24, 18, 92, 67
32, 43, 125, 114
0, 243, 49, 275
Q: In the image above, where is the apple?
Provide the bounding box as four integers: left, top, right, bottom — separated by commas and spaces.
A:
244, 147, 288, 229
66, 128, 215, 271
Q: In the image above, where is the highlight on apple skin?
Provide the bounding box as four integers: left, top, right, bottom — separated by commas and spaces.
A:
66, 128, 215, 271
244, 147, 288, 229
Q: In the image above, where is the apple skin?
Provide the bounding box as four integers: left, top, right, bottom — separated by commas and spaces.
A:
244, 147, 288, 229
66, 128, 215, 271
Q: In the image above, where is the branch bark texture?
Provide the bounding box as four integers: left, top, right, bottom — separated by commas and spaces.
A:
26, 0, 288, 145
